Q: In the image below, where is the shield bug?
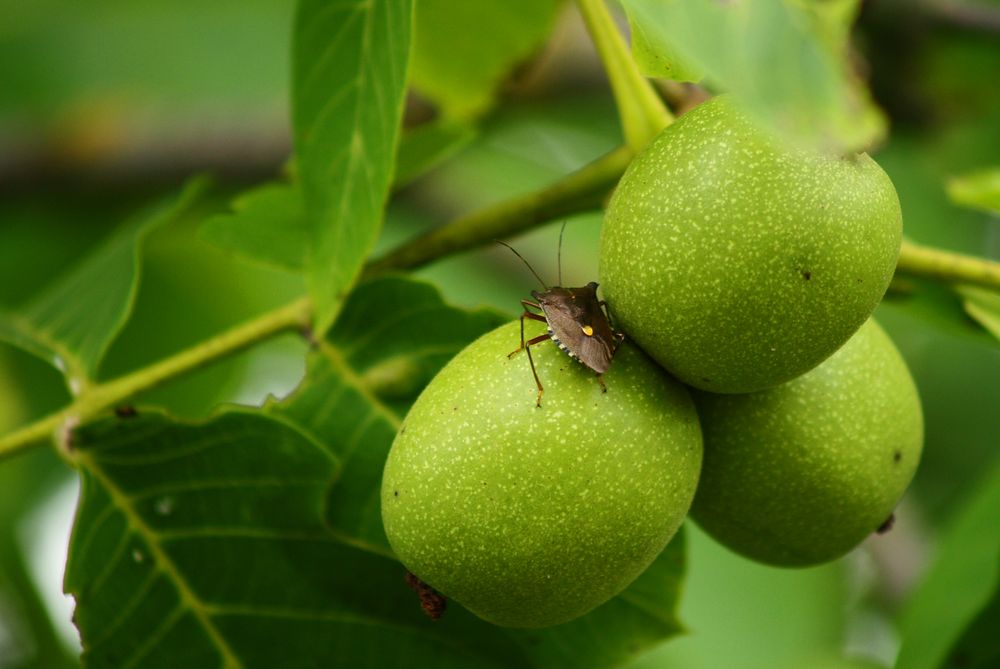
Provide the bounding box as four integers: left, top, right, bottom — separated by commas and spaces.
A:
499, 225, 625, 407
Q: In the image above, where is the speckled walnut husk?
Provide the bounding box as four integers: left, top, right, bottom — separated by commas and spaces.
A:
691, 319, 923, 566
600, 95, 902, 393
381, 320, 702, 628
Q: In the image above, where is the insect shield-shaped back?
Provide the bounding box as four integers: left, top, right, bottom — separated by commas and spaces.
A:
507, 280, 625, 408
533, 282, 618, 374
499, 234, 625, 407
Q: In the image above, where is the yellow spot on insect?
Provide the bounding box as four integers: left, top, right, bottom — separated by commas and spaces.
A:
582, 325, 594, 336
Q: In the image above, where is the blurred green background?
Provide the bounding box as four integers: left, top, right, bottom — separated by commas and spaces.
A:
1, 1, 998, 667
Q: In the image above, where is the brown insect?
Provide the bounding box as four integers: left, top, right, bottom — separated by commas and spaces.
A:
500, 225, 624, 407
404, 571, 446, 620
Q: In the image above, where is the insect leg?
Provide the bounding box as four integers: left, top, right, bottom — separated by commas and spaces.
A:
506, 300, 549, 407
595, 374, 608, 394
525, 337, 546, 408
507, 306, 546, 359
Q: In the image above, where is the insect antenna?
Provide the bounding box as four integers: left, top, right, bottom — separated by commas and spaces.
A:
557, 221, 568, 287
496, 240, 548, 289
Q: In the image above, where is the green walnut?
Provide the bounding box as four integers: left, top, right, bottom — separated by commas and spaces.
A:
381, 319, 702, 628
690, 319, 923, 567
599, 95, 902, 393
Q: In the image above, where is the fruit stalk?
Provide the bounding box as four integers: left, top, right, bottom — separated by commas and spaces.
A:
575, 0, 673, 150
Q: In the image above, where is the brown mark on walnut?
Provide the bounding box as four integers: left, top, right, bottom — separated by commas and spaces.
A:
115, 405, 138, 418
405, 571, 447, 620
800, 269, 812, 281
876, 513, 896, 534
893, 450, 902, 463
393, 490, 399, 497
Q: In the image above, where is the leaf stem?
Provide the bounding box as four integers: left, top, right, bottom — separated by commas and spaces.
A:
896, 239, 1000, 291
0, 297, 311, 461
575, 0, 672, 151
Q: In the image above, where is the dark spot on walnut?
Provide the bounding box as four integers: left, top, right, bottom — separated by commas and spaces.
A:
801, 270, 811, 280
894, 450, 902, 463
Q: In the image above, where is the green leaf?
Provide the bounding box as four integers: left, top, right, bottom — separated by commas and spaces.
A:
200, 182, 308, 271
272, 276, 507, 549
958, 285, 1000, 343
627, 12, 703, 81
66, 409, 489, 668
394, 121, 478, 188
0, 179, 206, 388
944, 589, 1000, 669
65, 277, 687, 667
411, 0, 563, 120
947, 169, 1000, 215
619, 0, 886, 153
292, 0, 414, 336
895, 461, 1000, 669
878, 278, 996, 348
199, 122, 474, 270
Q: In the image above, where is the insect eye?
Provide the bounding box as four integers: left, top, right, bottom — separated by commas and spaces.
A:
582, 325, 594, 336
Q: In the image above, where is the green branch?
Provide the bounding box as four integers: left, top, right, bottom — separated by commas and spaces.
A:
896, 239, 1000, 291
365, 145, 633, 274
6, 142, 1000, 465
576, 0, 672, 151
0, 297, 311, 461
0, 146, 632, 463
